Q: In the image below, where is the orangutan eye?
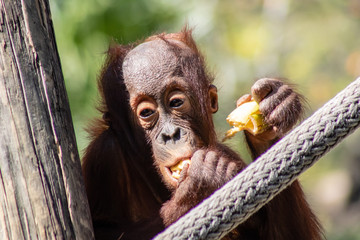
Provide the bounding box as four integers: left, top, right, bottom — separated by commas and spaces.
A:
169, 98, 184, 108
136, 100, 158, 125
140, 109, 155, 118
168, 91, 190, 113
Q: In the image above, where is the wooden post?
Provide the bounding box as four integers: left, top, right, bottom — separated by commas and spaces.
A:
0, 0, 94, 239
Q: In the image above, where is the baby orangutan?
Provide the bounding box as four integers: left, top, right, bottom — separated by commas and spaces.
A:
82, 28, 322, 240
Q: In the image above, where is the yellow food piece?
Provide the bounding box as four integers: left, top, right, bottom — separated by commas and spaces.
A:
170, 159, 191, 179
223, 100, 266, 141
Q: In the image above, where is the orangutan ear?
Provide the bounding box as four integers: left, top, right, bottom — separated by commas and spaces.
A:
209, 84, 218, 114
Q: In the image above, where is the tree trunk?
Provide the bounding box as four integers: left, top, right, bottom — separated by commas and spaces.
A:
0, 0, 94, 239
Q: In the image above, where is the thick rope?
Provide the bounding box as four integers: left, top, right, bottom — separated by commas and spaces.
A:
154, 77, 360, 240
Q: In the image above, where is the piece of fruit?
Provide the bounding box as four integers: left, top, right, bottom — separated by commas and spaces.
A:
170, 159, 191, 179
223, 100, 266, 141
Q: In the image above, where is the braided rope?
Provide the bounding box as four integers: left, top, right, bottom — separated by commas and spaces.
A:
154, 77, 360, 240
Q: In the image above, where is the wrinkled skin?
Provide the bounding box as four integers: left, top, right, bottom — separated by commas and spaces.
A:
82, 30, 322, 240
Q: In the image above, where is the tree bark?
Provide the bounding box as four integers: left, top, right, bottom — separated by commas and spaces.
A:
0, 0, 94, 239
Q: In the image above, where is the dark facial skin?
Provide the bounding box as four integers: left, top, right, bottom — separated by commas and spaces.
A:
123, 39, 219, 189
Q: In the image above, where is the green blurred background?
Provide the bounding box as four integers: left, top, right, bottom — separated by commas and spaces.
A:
49, 0, 360, 238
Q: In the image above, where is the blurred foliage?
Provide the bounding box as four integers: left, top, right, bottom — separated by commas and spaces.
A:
50, 0, 360, 238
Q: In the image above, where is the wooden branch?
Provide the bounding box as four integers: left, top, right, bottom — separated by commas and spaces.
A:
0, 0, 94, 239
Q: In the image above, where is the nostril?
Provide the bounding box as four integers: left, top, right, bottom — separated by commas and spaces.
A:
173, 128, 181, 141
162, 134, 171, 144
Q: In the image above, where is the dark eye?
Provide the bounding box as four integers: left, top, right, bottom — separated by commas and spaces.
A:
169, 98, 184, 108
139, 109, 155, 118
